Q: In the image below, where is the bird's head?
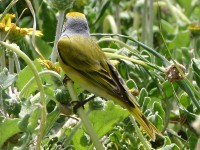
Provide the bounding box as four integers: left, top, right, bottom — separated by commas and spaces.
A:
61, 12, 90, 38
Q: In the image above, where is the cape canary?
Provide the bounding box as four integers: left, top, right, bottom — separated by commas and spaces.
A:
57, 12, 161, 140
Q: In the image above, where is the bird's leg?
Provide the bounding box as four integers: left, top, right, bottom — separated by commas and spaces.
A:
62, 74, 71, 85
72, 95, 95, 113
62, 75, 95, 113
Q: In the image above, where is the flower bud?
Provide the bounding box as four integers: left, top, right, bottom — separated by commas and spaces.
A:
44, 0, 73, 10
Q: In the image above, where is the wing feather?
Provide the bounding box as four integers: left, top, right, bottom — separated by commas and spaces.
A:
58, 36, 102, 72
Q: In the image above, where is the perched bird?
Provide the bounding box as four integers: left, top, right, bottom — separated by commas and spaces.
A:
57, 12, 161, 140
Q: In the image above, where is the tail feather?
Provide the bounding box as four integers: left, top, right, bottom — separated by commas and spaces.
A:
107, 61, 161, 140
128, 106, 161, 141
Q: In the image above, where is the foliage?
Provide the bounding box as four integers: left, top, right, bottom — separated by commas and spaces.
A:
0, 0, 200, 149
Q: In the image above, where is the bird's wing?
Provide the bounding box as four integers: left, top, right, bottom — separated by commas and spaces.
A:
58, 36, 103, 72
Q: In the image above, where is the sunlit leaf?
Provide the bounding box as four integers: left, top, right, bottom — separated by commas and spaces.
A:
89, 101, 129, 138
16, 60, 42, 98
0, 118, 21, 147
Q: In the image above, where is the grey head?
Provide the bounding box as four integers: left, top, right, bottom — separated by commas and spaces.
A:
61, 13, 90, 38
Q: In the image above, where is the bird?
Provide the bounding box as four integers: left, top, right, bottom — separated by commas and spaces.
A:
57, 12, 161, 141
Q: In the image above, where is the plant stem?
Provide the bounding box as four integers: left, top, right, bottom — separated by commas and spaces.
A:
0, 87, 6, 117
25, 0, 45, 60
0, 48, 6, 117
130, 116, 151, 150
51, 10, 65, 63
93, 33, 171, 67
159, 32, 200, 110
66, 80, 104, 150
64, 119, 82, 145
105, 52, 150, 68
97, 37, 153, 65
97, 37, 138, 53
0, 47, 6, 71
32, 0, 42, 30
0, 0, 18, 22
104, 51, 165, 72
102, 48, 117, 53
114, 3, 121, 35
8, 52, 14, 74
19, 70, 62, 98
142, 0, 154, 48
0, 42, 47, 150
103, 15, 118, 35
133, 3, 140, 32
13, 52, 21, 73
143, 0, 154, 63
163, 0, 190, 24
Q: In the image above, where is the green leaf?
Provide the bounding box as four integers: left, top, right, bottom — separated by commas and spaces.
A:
179, 107, 197, 123
18, 114, 30, 132
168, 31, 190, 50
180, 93, 190, 108
28, 108, 41, 132
142, 97, 151, 112
159, 144, 179, 150
89, 101, 129, 138
16, 60, 42, 98
126, 79, 138, 89
109, 130, 121, 143
181, 47, 191, 67
72, 129, 90, 150
19, 16, 33, 28
192, 58, 200, 73
149, 113, 163, 131
149, 81, 179, 98
93, 0, 111, 24
193, 72, 200, 87
153, 101, 165, 121
163, 136, 172, 145
4, 97, 21, 115
177, 0, 192, 15
0, 68, 17, 90
0, 118, 21, 147
161, 20, 176, 34
35, 36, 52, 59
187, 131, 198, 150
118, 61, 128, 79
149, 87, 160, 97
40, 3, 57, 42
44, 107, 60, 135
138, 88, 148, 106
141, 50, 151, 62
162, 81, 178, 98
192, 58, 200, 87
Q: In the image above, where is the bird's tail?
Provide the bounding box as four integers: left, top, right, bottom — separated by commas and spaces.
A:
107, 61, 161, 140
126, 104, 161, 141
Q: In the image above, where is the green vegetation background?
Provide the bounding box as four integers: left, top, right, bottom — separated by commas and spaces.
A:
0, 0, 200, 149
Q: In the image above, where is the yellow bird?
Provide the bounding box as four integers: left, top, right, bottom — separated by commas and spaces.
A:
57, 12, 161, 141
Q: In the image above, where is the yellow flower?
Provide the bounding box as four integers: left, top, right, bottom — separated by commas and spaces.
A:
0, 13, 43, 42
188, 22, 200, 37
38, 59, 61, 74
